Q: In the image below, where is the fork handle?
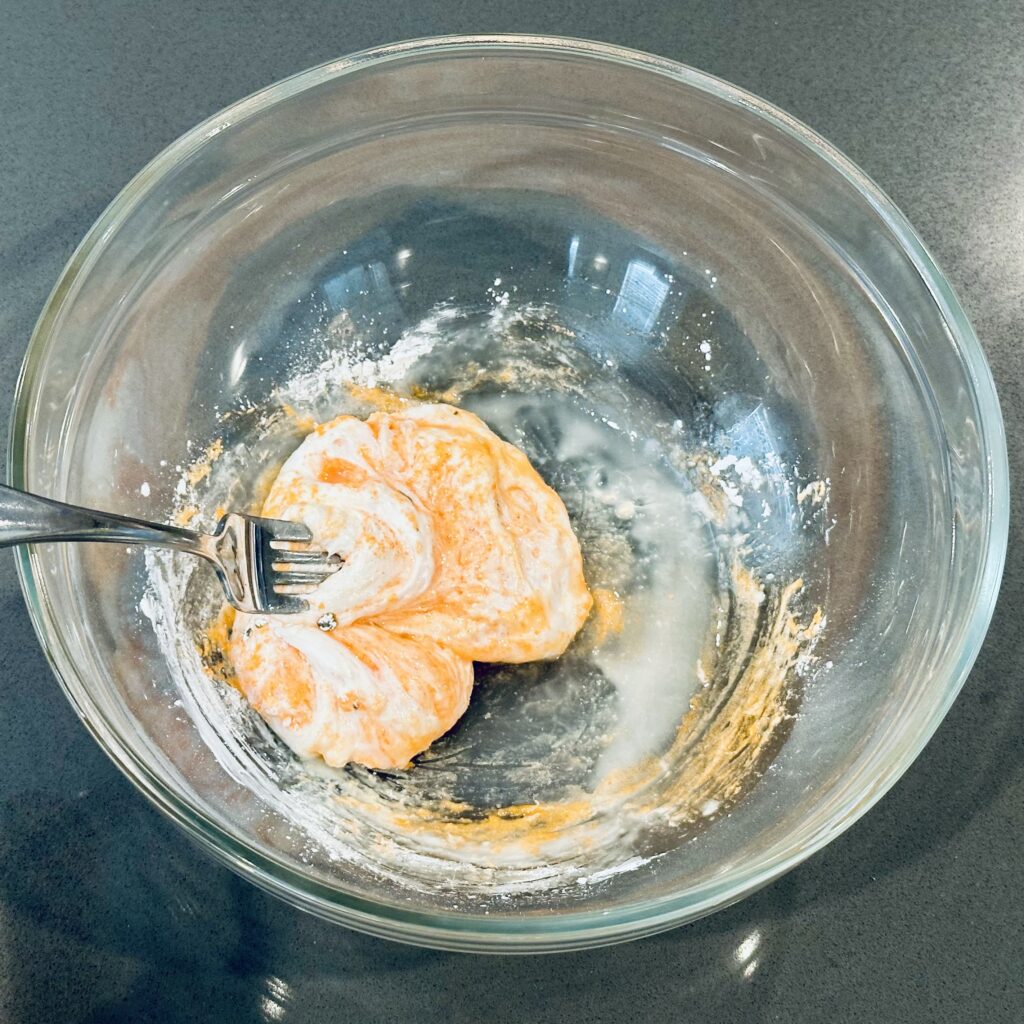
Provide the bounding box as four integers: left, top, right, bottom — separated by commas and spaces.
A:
0, 482, 206, 554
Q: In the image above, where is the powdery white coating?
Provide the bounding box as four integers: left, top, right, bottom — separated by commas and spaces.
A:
230, 404, 593, 769
563, 412, 712, 780
274, 307, 455, 408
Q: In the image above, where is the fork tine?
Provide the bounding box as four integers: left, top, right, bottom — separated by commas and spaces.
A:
264, 593, 310, 613
271, 548, 333, 566
261, 518, 313, 543
273, 570, 336, 587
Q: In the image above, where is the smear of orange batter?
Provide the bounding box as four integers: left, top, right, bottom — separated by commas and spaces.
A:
346, 383, 411, 413
185, 438, 224, 487
587, 587, 625, 649
173, 505, 200, 528
279, 404, 318, 434
199, 604, 236, 689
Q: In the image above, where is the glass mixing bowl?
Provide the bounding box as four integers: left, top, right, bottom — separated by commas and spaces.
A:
8, 36, 1007, 952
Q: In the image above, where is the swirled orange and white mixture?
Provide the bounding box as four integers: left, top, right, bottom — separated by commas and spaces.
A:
230, 404, 592, 769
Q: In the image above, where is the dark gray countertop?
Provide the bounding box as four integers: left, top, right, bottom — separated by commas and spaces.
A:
1, 2, 1022, 1021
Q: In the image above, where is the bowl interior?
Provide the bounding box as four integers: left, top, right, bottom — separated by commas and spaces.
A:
12, 38, 1004, 949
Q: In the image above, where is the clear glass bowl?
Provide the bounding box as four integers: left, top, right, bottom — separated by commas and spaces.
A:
8, 35, 1007, 952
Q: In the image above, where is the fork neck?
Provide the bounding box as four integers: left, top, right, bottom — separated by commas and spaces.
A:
0, 483, 208, 555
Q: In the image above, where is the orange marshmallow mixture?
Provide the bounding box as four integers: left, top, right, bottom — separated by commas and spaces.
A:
230, 404, 593, 769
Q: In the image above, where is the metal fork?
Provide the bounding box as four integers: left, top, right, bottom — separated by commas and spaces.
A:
0, 483, 341, 613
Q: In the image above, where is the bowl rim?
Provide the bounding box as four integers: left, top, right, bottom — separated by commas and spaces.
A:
7, 33, 1009, 952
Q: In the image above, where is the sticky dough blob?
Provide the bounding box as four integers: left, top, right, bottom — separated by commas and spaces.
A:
230, 404, 592, 768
